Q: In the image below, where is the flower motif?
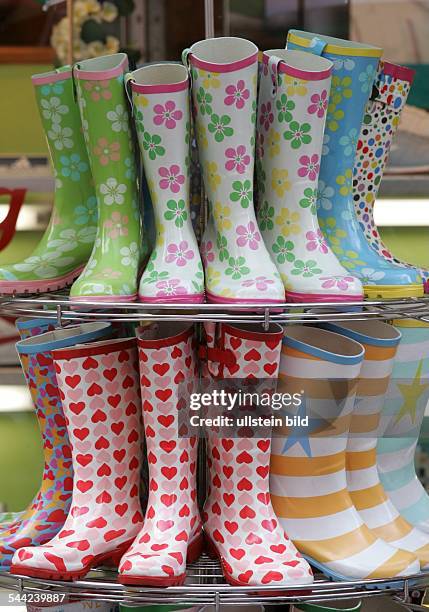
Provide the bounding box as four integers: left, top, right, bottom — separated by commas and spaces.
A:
101, 1, 118, 22
124, 157, 135, 180
14, 251, 73, 278
336, 168, 353, 196
225, 145, 250, 174
359, 65, 376, 93
236, 221, 261, 250
360, 268, 386, 283
41, 82, 64, 96
164, 199, 188, 227
298, 154, 320, 181
100, 267, 122, 279
241, 276, 275, 291
299, 187, 318, 214
104, 211, 129, 239
320, 276, 355, 290
201, 71, 220, 89
258, 201, 275, 232
216, 232, 229, 262
99, 177, 127, 205
330, 76, 352, 105
48, 123, 73, 150
251, 99, 257, 125
207, 162, 221, 192
165, 240, 194, 267
142, 131, 165, 160
120, 242, 139, 267
326, 104, 344, 132
283, 121, 312, 149
135, 109, 145, 133
225, 256, 250, 280
156, 278, 188, 297
276, 93, 295, 123
291, 259, 322, 278
200, 240, 215, 267
83, 80, 111, 102
316, 181, 334, 211
93, 137, 120, 166
333, 58, 355, 71
319, 217, 347, 250
271, 168, 291, 197
208, 114, 234, 142
60, 154, 88, 182
107, 104, 129, 133
267, 129, 281, 158
154, 100, 183, 129
285, 75, 308, 97
306, 229, 328, 254
196, 87, 213, 116
276, 208, 301, 238
224, 79, 249, 109
259, 102, 274, 131
230, 180, 252, 209
196, 123, 208, 149
307, 90, 328, 118
272, 236, 295, 264
206, 266, 221, 287
322, 133, 330, 156
40, 96, 68, 123
158, 164, 185, 193
74, 195, 97, 225
339, 128, 358, 157
214, 202, 231, 230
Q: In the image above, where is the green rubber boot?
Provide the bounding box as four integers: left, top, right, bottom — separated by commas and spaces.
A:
0, 67, 97, 294
294, 603, 362, 612
70, 53, 142, 303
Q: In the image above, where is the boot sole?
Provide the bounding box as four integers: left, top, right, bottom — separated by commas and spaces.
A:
138, 293, 205, 304
286, 291, 363, 304
70, 294, 137, 303
10, 538, 134, 581
0, 266, 85, 296
364, 284, 424, 299
118, 532, 204, 587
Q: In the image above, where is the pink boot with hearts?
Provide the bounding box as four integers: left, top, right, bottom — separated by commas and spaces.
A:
11, 337, 143, 581
118, 323, 203, 587
202, 323, 314, 587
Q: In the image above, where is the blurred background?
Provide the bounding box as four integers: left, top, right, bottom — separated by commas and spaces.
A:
0, 0, 428, 514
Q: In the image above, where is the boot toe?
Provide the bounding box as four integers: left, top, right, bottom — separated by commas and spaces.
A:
70, 273, 137, 302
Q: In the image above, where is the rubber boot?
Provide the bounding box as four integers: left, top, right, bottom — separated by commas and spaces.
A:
119, 323, 203, 586
0, 318, 58, 534
270, 325, 420, 579
320, 320, 429, 569
127, 64, 204, 304
184, 37, 284, 304
352, 61, 429, 291
257, 49, 362, 303
70, 53, 143, 303
286, 31, 423, 298
0, 68, 97, 294
377, 319, 429, 533
11, 335, 143, 580
202, 322, 313, 587
0, 322, 111, 569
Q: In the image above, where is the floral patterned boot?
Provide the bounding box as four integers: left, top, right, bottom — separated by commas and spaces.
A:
127, 64, 204, 303
352, 61, 429, 291
287, 31, 423, 299
0, 68, 97, 294
257, 49, 362, 302
0, 322, 111, 569
184, 37, 284, 304
70, 53, 143, 302
202, 322, 313, 587
119, 323, 203, 586
11, 335, 143, 580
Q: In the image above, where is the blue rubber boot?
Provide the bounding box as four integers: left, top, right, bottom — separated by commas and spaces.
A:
287, 31, 423, 299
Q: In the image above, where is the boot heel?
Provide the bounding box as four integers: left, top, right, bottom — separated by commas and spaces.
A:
204, 534, 220, 560
187, 533, 204, 564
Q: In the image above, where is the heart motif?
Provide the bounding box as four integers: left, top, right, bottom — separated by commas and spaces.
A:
66, 540, 90, 551
264, 363, 277, 376
223, 493, 235, 507
271, 544, 287, 554
91, 409, 106, 423
230, 337, 242, 350
70, 506, 89, 517
157, 520, 174, 532
262, 571, 283, 584
221, 439, 234, 452
237, 478, 252, 491
104, 529, 126, 542
114, 449, 126, 462
17, 549, 33, 561
246, 533, 263, 545
103, 368, 117, 382
156, 389, 173, 402
76, 454, 92, 467
224, 521, 238, 535
244, 348, 261, 361
74, 428, 89, 441
87, 517, 107, 528
65, 375, 81, 389
238, 570, 253, 583
230, 548, 245, 560
239, 505, 256, 519
115, 503, 128, 517
261, 519, 277, 532
83, 357, 98, 370
76, 480, 93, 493
88, 382, 102, 396
59, 529, 75, 539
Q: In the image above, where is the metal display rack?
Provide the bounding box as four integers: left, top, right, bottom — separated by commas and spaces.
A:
1, 294, 429, 609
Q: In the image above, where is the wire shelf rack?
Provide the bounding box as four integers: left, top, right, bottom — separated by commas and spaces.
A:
0, 294, 429, 327
0, 558, 428, 609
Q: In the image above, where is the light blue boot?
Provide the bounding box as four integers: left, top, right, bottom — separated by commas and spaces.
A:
287, 31, 423, 299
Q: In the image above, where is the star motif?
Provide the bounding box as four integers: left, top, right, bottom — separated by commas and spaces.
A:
395, 360, 429, 425
281, 396, 336, 457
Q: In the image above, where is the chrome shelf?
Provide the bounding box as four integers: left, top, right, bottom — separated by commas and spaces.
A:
0, 558, 428, 609
0, 294, 429, 327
